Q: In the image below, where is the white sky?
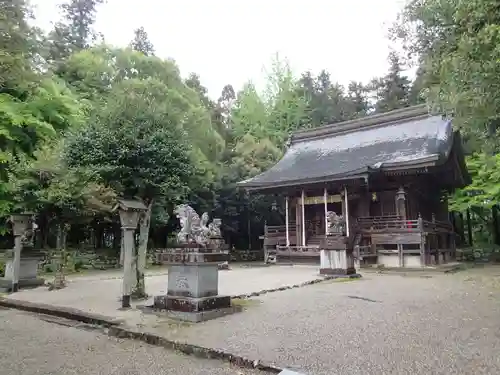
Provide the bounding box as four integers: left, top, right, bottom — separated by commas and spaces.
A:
31, 0, 409, 98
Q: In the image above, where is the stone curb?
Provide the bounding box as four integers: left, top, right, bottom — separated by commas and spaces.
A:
232, 273, 362, 300
0, 298, 123, 327
107, 326, 283, 374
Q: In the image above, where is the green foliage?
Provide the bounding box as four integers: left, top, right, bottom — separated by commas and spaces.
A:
450, 153, 500, 210
64, 78, 194, 205
394, 0, 500, 146
45, 0, 105, 63
8, 143, 116, 221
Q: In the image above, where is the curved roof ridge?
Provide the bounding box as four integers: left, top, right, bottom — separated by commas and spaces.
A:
290, 104, 434, 145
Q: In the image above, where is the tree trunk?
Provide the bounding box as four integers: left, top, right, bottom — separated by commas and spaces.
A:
131, 200, 153, 299
52, 223, 69, 290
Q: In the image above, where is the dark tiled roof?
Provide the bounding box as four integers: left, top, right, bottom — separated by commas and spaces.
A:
238, 105, 461, 190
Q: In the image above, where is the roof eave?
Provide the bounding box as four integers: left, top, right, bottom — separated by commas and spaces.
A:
239, 171, 370, 192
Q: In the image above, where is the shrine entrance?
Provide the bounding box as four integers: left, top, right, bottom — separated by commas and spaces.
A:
303, 197, 343, 245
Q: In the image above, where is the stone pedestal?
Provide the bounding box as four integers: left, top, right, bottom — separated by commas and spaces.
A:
153, 246, 237, 322
0, 256, 44, 292
320, 235, 356, 276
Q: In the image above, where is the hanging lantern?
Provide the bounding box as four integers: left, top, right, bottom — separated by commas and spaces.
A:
271, 200, 277, 211
372, 192, 378, 202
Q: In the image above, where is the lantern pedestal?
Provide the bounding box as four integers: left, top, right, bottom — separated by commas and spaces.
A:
320, 235, 358, 276
152, 244, 240, 322
0, 255, 45, 292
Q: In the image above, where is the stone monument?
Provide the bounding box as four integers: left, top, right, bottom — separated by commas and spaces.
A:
0, 214, 44, 293
320, 211, 356, 276
153, 204, 237, 322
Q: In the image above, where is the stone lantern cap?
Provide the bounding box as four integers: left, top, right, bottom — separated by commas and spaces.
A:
9, 212, 34, 237
113, 199, 147, 212
113, 199, 147, 229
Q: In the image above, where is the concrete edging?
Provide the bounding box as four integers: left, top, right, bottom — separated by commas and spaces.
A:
0, 298, 123, 327
232, 273, 362, 300
107, 325, 283, 373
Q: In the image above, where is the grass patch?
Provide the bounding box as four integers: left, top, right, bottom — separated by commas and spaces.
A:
324, 276, 361, 284
230, 298, 262, 308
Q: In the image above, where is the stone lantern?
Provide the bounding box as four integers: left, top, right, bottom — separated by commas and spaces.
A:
0, 213, 44, 293
113, 199, 147, 308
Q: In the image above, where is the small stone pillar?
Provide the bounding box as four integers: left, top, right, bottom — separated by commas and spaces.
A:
114, 199, 147, 309
153, 206, 236, 322
0, 214, 44, 293
10, 214, 29, 292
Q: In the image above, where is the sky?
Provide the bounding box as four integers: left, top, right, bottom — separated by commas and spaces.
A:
31, 0, 409, 98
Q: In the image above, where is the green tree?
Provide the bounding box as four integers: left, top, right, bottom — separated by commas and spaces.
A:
394, 0, 500, 146
46, 0, 104, 63
64, 78, 195, 297
0, 0, 82, 216
129, 26, 155, 56
371, 52, 412, 113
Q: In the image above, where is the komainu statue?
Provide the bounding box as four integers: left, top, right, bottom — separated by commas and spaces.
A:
326, 211, 345, 235
174, 204, 222, 246
208, 218, 222, 238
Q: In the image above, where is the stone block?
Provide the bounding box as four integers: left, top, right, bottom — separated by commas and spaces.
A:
167, 264, 218, 298
1, 257, 44, 292
319, 249, 355, 276
4, 258, 39, 280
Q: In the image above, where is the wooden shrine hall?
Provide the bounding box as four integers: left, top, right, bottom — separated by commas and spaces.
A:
237, 105, 470, 270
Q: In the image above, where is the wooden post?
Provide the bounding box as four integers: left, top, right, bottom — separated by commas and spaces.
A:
324, 188, 328, 235
301, 190, 306, 247
285, 196, 290, 247
395, 187, 407, 267
418, 214, 425, 266
344, 186, 350, 237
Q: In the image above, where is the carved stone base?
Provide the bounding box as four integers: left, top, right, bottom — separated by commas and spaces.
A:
152, 295, 238, 322
154, 294, 231, 312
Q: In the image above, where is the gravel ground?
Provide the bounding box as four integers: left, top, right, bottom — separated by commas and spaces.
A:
157, 268, 500, 375
0, 308, 263, 375
8, 265, 321, 323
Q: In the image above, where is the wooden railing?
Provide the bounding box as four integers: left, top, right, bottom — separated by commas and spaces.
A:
356, 216, 453, 234
264, 222, 297, 247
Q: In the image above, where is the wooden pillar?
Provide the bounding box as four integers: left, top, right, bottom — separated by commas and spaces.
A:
324, 188, 328, 235
285, 196, 290, 247
301, 190, 306, 246
344, 186, 350, 237
418, 214, 425, 266
395, 187, 406, 267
